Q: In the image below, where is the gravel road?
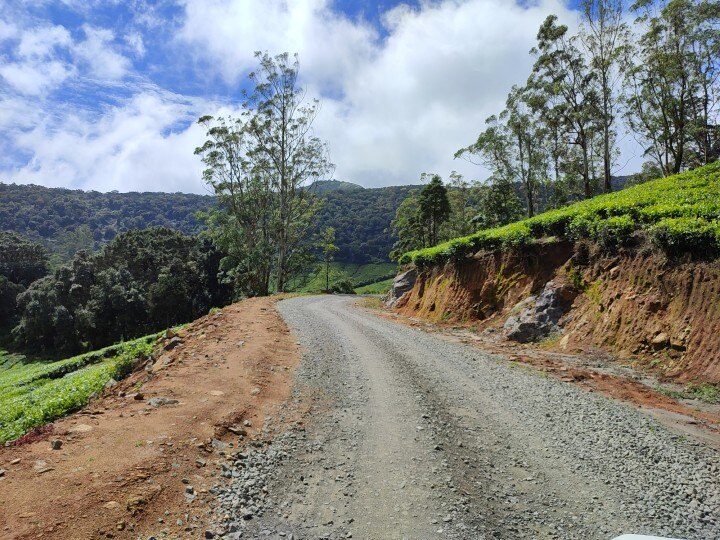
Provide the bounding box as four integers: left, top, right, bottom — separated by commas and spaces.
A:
211, 295, 720, 540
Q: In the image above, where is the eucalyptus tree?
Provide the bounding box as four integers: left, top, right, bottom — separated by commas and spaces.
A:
471, 179, 525, 230
686, 0, 720, 166
320, 226, 339, 292
440, 172, 481, 240
502, 85, 548, 216
626, 0, 720, 174
418, 175, 451, 246
389, 192, 425, 261
196, 115, 276, 296
245, 52, 333, 292
532, 15, 600, 199
455, 114, 523, 216
580, 0, 632, 192
196, 52, 332, 295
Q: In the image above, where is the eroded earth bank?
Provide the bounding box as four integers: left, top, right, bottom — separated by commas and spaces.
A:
209, 296, 720, 540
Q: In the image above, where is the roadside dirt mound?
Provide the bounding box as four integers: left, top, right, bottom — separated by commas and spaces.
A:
396, 243, 720, 384
0, 298, 299, 540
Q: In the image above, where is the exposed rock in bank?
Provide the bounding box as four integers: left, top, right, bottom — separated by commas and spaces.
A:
503, 280, 577, 343
383, 268, 417, 307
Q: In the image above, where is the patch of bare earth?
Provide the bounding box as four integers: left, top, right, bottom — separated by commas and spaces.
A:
0, 298, 299, 540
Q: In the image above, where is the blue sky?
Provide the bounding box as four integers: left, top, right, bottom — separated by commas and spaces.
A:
0, 0, 641, 193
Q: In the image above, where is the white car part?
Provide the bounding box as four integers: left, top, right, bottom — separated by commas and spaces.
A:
612, 536, 684, 540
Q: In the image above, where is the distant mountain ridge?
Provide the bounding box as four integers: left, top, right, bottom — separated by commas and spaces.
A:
0, 181, 416, 264
309, 179, 365, 194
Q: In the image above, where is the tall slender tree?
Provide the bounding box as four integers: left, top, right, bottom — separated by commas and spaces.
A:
533, 15, 600, 199
440, 172, 481, 240
580, 0, 631, 192
389, 192, 426, 261
320, 226, 339, 292
196, 52, 332, 296
418, 175, 451, 246
244, 52, 333, 292
502, 85, 547, 217
626, 0, 720, 174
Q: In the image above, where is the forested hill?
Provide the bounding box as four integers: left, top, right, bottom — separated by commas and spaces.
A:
0, 182, 419, 264
317, 184, 419, 263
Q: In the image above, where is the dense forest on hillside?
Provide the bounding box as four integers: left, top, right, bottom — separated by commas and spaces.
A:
317, 185, 419, 263
0, 181, 417, 265
0, 183, 212, 258
6, 228, 230, 354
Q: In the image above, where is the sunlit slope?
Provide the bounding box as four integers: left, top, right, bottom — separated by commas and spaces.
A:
401, 162, 720, 266
0, 335, 156, 443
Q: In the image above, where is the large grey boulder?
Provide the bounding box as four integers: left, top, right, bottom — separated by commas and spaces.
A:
504, 280, 576, 343
382, 268, 417, 307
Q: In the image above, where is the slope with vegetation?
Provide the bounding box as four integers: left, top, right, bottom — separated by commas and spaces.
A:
289, 262, 397, 293
394, 163, 720, 384
0, 183, 212, 263
400, 162, 720, 266
0, 335, 156, 444
11, 227, 230, 355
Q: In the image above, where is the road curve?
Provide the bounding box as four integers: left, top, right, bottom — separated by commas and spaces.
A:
215, 295, 720, 540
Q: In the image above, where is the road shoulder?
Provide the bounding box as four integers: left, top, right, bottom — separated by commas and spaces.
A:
0, 298, 300, 540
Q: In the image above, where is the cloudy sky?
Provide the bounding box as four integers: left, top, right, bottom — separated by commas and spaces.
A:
0, 0, 642, 193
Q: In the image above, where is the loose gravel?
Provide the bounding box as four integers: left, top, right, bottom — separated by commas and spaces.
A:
207, 296, 720, 540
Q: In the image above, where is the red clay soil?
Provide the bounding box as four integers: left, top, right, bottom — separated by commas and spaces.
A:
395, 243, 720, 384
0, 298, 299, 540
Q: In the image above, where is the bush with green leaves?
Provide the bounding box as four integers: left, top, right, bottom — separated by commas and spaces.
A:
0, 233, 49, 328
12, 228, 231, 354
649, 217, 719, 257
401, 163, 720, 266
329, 280, 356, 295
0, 334, 156, 443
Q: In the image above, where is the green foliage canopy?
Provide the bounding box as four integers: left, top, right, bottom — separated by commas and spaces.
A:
12, 228, 231, 353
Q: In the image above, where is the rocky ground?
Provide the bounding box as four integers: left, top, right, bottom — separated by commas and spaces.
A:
207, 295, 720, 540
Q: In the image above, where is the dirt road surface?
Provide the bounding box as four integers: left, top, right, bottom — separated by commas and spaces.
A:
214, 296, 720, 540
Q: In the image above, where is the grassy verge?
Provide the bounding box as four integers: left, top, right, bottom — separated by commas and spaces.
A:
401, 162, 720, 266
290, 262, 397, 293
0, 334, 158, 444
355, 278, 394, 295
655, 382, 720, 404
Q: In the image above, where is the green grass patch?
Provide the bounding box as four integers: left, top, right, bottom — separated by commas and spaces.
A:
290, 262, 397, 293
654, 382, 720, 404
0, 335, 157, 443
400, 162, 720, 266
355, 278, 394, 295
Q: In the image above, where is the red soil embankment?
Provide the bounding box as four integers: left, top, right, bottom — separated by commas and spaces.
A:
396, 243, 720, 384
0, 298, 300, 540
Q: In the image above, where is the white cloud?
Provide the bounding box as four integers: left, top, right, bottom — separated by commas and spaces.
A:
74, 25, 131, 80
178, 0, 378, 93
2, 0, 645, 193
0, 19, 131, 95
0, 23, 76, 95
178, 0, 583, 186
0, 19, 18, 40
125, 30, 146, 58
17, 24, 71, 58
8, 90, 215, 193
1, 61, 75, 95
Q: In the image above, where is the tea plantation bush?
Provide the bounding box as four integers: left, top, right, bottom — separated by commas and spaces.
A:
0, 334, 157, 443
400, 163, 720, 266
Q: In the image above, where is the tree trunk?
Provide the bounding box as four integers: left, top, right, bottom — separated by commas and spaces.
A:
603, 125, 612, 193
582, 141, 592, 199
